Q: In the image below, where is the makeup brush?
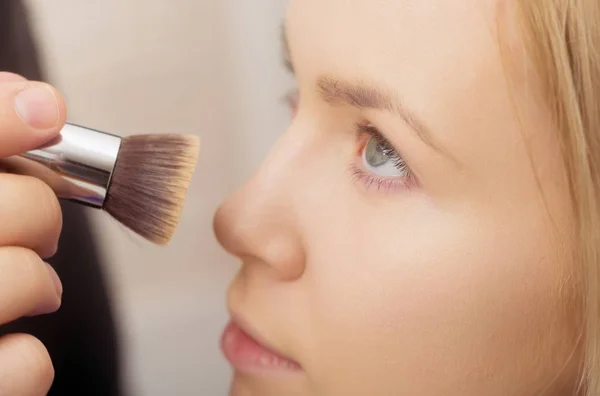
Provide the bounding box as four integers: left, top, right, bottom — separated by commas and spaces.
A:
0, 122, 200, 245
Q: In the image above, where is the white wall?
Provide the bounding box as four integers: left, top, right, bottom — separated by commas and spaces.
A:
24, 1, 290, 394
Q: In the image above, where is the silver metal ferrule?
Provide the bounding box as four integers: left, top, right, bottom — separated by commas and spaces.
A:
0, 122, 122, 208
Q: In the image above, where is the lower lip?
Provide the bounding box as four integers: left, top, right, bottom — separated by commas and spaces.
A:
220, 321, 302, 375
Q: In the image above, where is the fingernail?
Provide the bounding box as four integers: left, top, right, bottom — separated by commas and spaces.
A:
14, 85, 60, 130
45, 263, 63, 299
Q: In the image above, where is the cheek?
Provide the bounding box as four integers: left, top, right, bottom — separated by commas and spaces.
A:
301, 198, 572, 394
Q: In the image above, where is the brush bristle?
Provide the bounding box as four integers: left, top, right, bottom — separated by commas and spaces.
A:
104, 134, 200, 245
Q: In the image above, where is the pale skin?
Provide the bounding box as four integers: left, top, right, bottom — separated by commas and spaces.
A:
0, 1, 579, 394
214, 0, 580, 395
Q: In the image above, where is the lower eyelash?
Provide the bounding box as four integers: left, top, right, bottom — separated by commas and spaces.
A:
349, 164, 414, 193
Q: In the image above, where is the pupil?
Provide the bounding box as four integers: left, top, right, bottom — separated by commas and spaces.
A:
365, 137, 389, 167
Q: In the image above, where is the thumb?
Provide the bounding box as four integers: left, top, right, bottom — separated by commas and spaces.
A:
0, 80, 66, 158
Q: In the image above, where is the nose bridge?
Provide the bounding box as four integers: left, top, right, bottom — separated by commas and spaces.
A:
213, 130, 307, 280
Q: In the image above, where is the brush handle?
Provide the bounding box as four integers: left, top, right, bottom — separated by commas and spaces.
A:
0, 122, 121, 208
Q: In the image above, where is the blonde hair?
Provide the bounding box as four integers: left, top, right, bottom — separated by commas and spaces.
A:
515, 1, 600, 394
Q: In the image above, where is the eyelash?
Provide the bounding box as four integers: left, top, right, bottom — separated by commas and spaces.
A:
355, 123, 408, 170
351, 123, 416, 193
282, 88, 416, 193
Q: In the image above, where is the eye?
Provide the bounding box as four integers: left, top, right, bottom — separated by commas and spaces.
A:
352, 123, 416, 192
362, 134, 410, 177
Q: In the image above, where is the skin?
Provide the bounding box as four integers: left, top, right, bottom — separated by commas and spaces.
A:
214, 0, 580, 395
0, 71, 65, 395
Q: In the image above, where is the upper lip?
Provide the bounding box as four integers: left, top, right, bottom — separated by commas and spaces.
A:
228, 310, 298, 363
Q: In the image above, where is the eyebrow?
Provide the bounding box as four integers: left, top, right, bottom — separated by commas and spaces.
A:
318, 77, 444, 153
281, 23, 448, 158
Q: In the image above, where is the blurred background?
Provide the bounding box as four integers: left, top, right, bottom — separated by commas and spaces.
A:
23, 0, 292, 394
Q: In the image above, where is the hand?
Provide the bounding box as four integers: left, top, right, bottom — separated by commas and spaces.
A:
0, 72, 66, 395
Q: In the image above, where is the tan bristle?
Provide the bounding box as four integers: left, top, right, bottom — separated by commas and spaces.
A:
104, 134, 200, 245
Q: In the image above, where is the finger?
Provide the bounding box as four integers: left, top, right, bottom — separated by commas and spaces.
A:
0, 80, 66, 158
0, 72, 26, 83
0, 174, 62, 258
0, 334, 54, 396
0, 247, 62, 324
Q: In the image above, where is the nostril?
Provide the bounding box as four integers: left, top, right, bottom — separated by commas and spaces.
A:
213, 199, 305, 280
261, 237, 306, 281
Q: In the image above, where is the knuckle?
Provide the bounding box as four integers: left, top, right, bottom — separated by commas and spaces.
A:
0, 175, 63, 257
25, 177, 62, 234
12, 248, 46, 294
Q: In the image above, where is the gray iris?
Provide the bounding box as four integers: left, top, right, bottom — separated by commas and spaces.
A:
365, 137, 390, 167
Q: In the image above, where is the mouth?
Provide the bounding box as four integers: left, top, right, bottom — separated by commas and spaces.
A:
220, 317, 302, 376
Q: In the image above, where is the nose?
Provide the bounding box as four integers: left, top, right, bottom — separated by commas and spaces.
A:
213, 131, 307, 281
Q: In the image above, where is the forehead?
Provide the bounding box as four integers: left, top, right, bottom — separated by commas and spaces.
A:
285, 0, 505, 76
285, 0, 523, 151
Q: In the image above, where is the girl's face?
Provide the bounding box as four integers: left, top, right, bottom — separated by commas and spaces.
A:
214, 0, 579, 395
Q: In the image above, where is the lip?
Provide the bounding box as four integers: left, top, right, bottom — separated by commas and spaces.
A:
220, 315, 302, 376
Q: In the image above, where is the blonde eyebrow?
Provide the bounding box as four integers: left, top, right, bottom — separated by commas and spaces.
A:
317, 76, 445, 155
281, 23, 453, 161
